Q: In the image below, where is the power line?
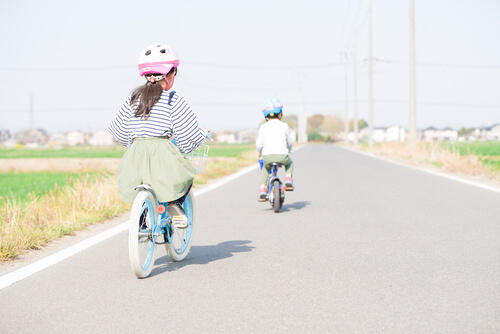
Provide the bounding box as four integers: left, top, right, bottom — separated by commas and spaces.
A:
1, 99, 498, 114
185, 61, 343, 70
374, 58, 500, 69
1, 58, 497, 72
375, 99, 500, 108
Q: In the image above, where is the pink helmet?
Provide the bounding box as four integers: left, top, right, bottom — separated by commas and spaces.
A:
138, 44, 180, 77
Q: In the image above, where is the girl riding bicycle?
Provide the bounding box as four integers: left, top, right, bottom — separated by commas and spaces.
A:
108, 43, 207, 226
256, 98, 294, 201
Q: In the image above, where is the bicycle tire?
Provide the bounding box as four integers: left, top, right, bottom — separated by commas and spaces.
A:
273, 180, 281, 213
128, 191, 157, 278
167, 191, 195, 262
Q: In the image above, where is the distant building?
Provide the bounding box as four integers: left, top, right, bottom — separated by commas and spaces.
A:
0, 129, 11, 142
48, 133, 66, 147
373, 127, 387, 142
440, 127, 458, 141
89, 130, 114, 146
422, 127, 457, 142
358, 125, 406, 143
486, 123, 500, 140
14, 129, 49, 146
386, 125, 406, 142
66, 131, 86, 146
215, 131, 238, 144
215, 129, 257, 144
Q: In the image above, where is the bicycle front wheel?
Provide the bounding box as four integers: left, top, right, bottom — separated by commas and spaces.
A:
167, 192, 195, 262
129, 191, 157, 278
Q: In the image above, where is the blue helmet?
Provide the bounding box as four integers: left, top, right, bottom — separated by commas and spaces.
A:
262, 98, 283, 117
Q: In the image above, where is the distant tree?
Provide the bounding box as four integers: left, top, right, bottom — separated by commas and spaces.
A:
458, 127, 473, 136
349, 119, 368, 130
307, 130, 324, 142
321, 115, 344, 135
307, 114, 325, 133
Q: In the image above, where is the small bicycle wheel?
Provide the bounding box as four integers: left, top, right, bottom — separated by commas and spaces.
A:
128, 191, 157, 278
273, 180, 281, 213
167, 192, 195, 262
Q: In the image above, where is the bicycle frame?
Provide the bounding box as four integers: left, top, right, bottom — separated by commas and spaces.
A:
134, 184, 181, 246
266, 164, 281, 197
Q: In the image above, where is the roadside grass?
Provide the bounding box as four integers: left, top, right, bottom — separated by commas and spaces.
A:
443, 141, 500, 173
0, 174, 128, 260
359, 141, 499, 181
0, 143, 258, 260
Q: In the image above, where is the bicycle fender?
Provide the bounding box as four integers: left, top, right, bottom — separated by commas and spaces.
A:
134, 184, 159, 205
269, 176, 282, 185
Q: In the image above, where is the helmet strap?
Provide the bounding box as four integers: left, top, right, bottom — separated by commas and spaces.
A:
163, 75, 174, 91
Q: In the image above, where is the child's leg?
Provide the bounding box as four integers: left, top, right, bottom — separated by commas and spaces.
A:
260, 165, 270, 186
261, 155, 280, 186
283, 155, 294, 176
258, 157, 273, 200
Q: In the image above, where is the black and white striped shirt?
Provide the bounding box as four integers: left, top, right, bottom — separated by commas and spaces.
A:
108, 91, 206, 153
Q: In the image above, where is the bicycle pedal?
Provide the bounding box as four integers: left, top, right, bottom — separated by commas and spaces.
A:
172, 215, 189, 229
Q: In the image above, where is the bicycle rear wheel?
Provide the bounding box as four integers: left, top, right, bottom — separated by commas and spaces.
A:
272, 180, 281, 213
167, 192, 195, 262
129, 191, 157, 278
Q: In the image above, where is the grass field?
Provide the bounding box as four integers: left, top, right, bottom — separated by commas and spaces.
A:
0, 171, 105, 207
0, 172, 81, 206
444, 141, 500, 172
208, 143, 254, 157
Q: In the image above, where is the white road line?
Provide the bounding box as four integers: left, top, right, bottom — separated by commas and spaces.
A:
0, 163, 261, 290
338, 145, 500, 194
0, 224, 128, 290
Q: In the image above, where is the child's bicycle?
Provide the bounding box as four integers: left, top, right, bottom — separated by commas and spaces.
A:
128, 140, 209, 278
259, 159, 288, 213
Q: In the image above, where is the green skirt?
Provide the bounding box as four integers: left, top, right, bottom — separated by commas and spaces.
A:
117, 137, 195, 203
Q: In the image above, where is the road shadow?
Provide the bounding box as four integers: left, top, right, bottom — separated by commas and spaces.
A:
150, 240, 254, 276
277, 200, 311, 212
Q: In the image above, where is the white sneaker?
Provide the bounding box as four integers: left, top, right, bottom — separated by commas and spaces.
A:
172, 215, 189, 229
167, 203, 189, 229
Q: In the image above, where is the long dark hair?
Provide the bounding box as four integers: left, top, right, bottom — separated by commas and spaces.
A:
130, 67, 176, 119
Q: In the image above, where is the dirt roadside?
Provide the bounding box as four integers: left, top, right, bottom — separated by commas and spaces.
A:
0, 158, 121, 173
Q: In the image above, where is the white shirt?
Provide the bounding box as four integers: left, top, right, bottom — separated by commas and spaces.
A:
256, 119, 294, 156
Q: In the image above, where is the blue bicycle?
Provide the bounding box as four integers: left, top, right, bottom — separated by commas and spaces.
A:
128, 141, 208, 278
260, 160, 286, 213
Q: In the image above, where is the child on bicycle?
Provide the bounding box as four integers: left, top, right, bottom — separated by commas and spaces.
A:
108, 43, 207, 227
256, 98, 294, 201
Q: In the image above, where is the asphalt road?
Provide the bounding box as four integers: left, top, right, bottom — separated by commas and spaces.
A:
1, 144, 500, 333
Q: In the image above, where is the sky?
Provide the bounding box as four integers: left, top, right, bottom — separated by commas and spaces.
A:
0, 0, 499, 134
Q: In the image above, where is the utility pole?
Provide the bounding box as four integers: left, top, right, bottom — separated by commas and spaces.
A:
297, 73, 307, 143
29, 93, 34, 129
353, 40, 359, 144
343, 51, 349, 141
367, 0, 374, 147
409, 0, 417, 143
